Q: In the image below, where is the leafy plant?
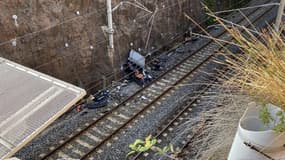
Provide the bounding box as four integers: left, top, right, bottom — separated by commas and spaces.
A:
273, 110, 285, 132
155, 146, 169, 156
258, 107, 285, 132
259, 106, 273, 126
127, 135, 156, 157
127, 135, 181, 159
154, 144, 181, 157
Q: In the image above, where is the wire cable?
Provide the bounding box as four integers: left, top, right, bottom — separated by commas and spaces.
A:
84, 3, 215, 92
213, 3, 279, 15
84, 1, 202, 91
0, 6, 107, 47
31, 0, 186, 71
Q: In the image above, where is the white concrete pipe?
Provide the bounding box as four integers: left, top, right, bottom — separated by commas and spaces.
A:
228, 103, 285, 160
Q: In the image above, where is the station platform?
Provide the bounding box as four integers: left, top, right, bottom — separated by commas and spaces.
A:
0, 57, 86, 159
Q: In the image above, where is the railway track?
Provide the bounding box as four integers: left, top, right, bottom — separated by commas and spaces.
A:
39, 2, 275, 160
131, 2, 277, 160
130, 81, 215, 160
131, 66, 231, 159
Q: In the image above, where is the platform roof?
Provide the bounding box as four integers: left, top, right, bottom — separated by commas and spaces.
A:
0, 57, 86, 159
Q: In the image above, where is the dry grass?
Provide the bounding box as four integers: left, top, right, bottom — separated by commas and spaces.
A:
186, 8, 285, 109
217, 20, 285, 109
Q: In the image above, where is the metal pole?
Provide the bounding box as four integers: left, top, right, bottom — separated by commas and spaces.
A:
106, 0, 117, 80
275, 0, 285, 32
102, 75, 107, 89
106, 0, 114, 49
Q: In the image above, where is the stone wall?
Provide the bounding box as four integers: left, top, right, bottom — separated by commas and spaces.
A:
0, 0, 204, 90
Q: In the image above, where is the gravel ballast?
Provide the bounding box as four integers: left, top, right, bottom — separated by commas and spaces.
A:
14, 0, 274, 159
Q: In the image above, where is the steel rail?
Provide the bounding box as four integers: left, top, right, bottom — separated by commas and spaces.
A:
131, 85, 213, 159
81, 53, 215, 160
131, 1, 277, 159
166, 6, 278, 160
41, 2, 273, 159
81, 2, 274, 159
41, 13, 226, 160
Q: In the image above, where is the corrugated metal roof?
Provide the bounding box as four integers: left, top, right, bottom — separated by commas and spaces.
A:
0, 57, 86, 159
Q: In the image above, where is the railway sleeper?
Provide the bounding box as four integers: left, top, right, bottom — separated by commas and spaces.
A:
75, 139, 93, 149
57, 151, 73, 160
107, 116, 123, 125
149, 86, 164, 93
155, 81, 167, 87
91, 127, 108, 137
173, 69, 187, 75
179, 62, 193, 68
84, 132, 102, 142
179, 64, 191, 70
176, 67, 189, 73
146, 88, 161, 95
167, 75, 181, 81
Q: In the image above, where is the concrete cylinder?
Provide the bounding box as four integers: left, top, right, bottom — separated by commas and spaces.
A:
228, 104, 285, 160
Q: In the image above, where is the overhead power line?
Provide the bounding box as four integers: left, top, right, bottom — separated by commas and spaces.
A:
0, 6, 107, 47
213, 2, 279, 14
1, 0, 202, 93
23, 0, 189, 70
112, 1, 153, 13
87, 0, 279, 91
